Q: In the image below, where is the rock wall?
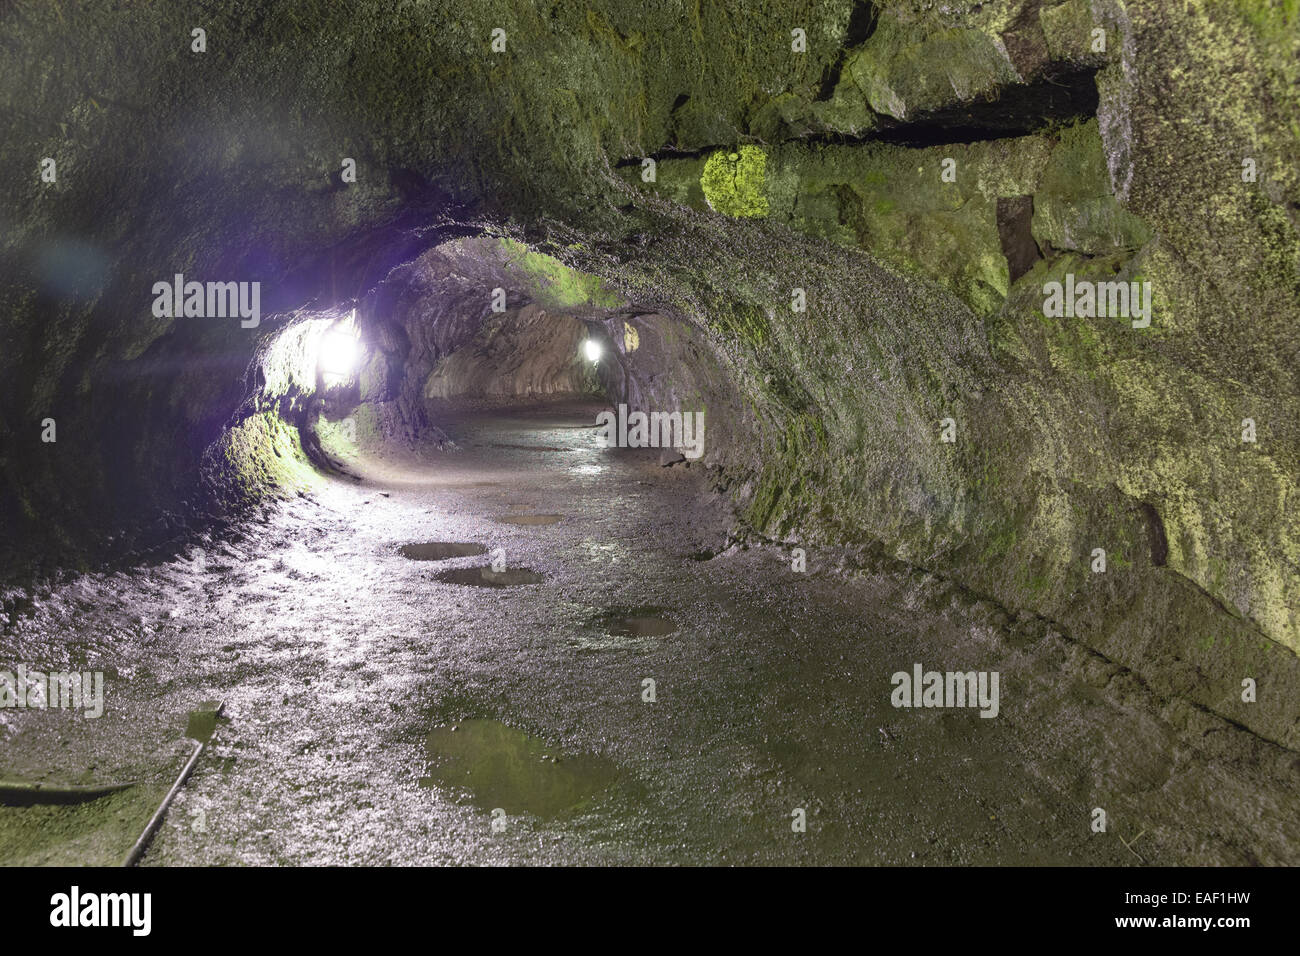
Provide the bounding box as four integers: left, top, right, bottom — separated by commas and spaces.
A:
422, 306, 597, 401
1, 1, 1297, 742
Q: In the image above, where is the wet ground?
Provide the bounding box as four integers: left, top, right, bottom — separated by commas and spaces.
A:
2, 401, 1298, 865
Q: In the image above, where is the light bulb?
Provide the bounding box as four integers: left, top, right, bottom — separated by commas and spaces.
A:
320, 331, 358, 376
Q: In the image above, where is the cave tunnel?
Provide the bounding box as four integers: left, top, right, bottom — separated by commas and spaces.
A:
2, 0, 1300, 885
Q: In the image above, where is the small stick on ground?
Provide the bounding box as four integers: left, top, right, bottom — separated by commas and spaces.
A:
1119, 829, 1148, 864
123, 701, 224, 868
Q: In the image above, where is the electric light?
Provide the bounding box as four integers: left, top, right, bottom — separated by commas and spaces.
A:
320, 330, 358, 377
583, 339, 602, 363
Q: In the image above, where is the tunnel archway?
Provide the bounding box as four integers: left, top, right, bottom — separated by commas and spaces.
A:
2, 0, 1299, 870
214, 234, 739, 498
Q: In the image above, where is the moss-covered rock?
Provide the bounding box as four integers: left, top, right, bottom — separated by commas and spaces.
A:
700, 147, 771, 218
202, 410, 321, 511
844, 16, 1019, 121
1032, 119, 1150, 254
2, 0, 1298, 747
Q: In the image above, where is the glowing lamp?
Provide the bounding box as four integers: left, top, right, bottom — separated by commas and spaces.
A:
320, 331, 358, 378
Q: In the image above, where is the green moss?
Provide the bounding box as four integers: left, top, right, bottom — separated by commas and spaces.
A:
745, 414, 828, 533
498, 238, 622, 309
210, 411, 321, 507
845, 17, 1018, 120
1237, 0, 1300, 40
1024, 571, 1052, 595
349, 404, 385, 444
316, 414, 361, 462
1032, 120, 1153, 254
1040, 0, 1110, 65
978, 521, 1017, 563
700, 146, 770, 218
726, 303, 772, 350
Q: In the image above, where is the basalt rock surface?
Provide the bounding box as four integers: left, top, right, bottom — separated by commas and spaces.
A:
1, 1, 1297, 744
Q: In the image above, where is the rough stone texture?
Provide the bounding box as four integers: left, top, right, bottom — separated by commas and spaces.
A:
423, 306, 597, 401
1, 0, 1298, 745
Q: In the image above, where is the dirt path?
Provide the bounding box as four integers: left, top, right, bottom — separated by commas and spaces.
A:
2, 403, 1297, 865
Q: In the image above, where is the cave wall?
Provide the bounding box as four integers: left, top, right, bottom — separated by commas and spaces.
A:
350, 237, 617, 435
2, 1, 1298, 742
579, 0, 1300, 744
422, 306, 598, 401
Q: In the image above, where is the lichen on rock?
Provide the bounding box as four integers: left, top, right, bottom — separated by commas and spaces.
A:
700, 146, 770, 218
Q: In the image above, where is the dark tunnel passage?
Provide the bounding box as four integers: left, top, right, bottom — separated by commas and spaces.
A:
2, 0, 1300, 874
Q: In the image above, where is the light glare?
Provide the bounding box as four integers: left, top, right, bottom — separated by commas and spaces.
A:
320, 330, 358, 377
583, 339, 602, 363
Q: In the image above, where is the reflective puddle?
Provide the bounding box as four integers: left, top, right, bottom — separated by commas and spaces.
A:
495, 514, 563, 526
399, 542, 489, 561
185, 701, 223, 743
568, 606, 678, 651
420, 720, 618, 818
595, 606, 678, 637
434, 566, 544, 587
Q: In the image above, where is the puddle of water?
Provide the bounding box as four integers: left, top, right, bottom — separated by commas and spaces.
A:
420, 719, 618, 818
434, 567, 545, 587
185, 701, 223, 742
496, 514, 563, 526
399, 542, 489, 561
594, 606, 678, 637
569, 606, 678, 651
